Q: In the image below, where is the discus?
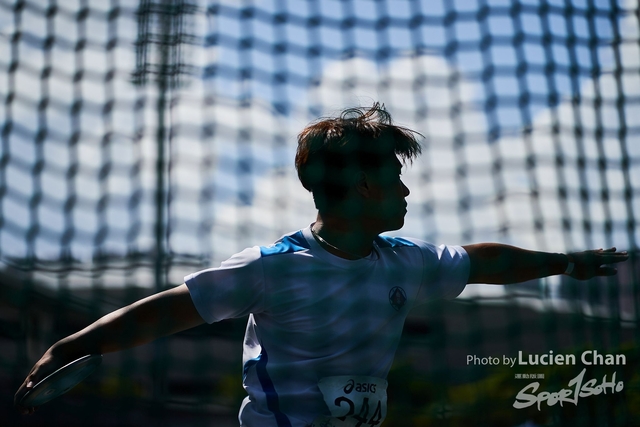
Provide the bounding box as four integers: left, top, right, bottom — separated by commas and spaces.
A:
19, 354, 103, 407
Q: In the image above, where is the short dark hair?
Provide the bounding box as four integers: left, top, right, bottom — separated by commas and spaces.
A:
295, 103, 422, 210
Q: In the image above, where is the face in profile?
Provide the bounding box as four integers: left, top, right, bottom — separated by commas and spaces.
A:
362, 157, 410, 232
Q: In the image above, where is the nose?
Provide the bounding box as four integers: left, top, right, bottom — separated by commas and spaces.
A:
401, 180, 410, 197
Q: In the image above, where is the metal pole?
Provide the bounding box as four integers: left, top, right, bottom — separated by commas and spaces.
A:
151, 0, 171, 418
155, 0, 169, 295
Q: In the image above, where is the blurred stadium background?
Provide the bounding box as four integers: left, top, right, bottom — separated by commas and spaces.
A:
1, 0, 639, 426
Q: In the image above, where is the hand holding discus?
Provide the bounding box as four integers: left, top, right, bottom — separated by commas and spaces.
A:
15, 347, 102, 414
14, 283, 204, 415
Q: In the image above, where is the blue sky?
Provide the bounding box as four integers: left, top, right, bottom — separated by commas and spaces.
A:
0, 0, 638, 296
207, 0, 619, 128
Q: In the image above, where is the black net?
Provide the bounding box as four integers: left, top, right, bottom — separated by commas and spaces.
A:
1, 0, 639, 426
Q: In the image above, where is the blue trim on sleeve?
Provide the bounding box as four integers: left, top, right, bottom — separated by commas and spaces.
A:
375, 235, 418, 248
260, 231, 310, 257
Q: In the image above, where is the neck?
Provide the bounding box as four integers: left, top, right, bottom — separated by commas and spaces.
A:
311, 212, 377, 260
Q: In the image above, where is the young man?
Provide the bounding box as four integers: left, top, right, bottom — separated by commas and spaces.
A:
15, 104, 628, 426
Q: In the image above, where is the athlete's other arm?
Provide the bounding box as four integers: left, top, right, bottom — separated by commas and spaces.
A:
15, 283, 204, 414
462, 244, 629, 284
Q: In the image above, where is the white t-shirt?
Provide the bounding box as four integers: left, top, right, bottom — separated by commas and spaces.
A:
185, 225, 469, 427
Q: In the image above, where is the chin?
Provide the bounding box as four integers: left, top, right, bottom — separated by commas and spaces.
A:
382, 217, 405, 233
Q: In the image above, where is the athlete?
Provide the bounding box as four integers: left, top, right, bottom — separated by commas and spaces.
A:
15, 104, 628, 426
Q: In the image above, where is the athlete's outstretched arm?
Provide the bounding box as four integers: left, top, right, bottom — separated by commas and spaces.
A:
15, 283, 204, 414
462, 244, 629, 284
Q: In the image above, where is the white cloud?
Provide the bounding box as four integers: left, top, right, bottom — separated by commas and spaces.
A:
489, 6, 640, 253
1, 1, 637, 294
308, 54, 491, 243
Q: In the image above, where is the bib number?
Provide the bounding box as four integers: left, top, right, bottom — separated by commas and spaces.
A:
313, 376, 387, 427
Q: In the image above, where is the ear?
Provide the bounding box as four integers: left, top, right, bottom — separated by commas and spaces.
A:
354, 171, 370, 198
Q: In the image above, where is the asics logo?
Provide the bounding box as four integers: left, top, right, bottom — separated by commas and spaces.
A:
343, 379, 377, 394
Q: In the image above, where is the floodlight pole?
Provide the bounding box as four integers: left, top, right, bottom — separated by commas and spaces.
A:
135, 0, 196, 414
155, 3, 169, 296
153, 2, 173, 418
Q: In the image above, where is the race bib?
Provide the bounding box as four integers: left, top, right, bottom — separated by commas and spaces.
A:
312, 376, 388, 427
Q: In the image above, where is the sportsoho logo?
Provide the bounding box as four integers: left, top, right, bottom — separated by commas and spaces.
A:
512, 351, 626, 410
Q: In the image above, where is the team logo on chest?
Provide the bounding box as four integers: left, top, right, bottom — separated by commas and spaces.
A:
388, 286, 407, 311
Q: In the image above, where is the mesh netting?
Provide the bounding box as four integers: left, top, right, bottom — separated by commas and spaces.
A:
1, 1, 639, 426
